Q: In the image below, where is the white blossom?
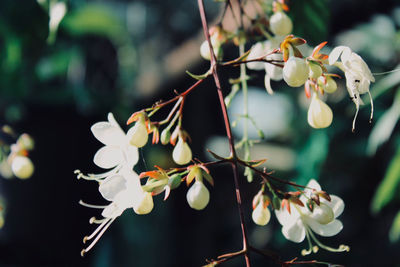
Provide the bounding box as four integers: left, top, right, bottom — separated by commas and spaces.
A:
329, 46, 375, 131
275, 179, 349, 255
11, 156, 34, 179
307, 93, 333, 129
186, 181, 210, 210
283, 57, 309, 87
75, 113, 139, 182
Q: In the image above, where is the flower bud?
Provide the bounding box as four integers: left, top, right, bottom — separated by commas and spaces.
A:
283, 57, 309, 87
308, 203, 334, 225
160, 128, 171, 145
252, 202, 271, 226
270, 11, 293, 36
127, 120, 148, 148
168, 174, 182, 190
172, 137, 192, 165
186, 181, 210, 210
308, 62, 322, 79
200, 38, 221, 61
318, 76, 337, 94
17, 134, 34, 151
0, 160, 13, 179
307, 93, 333, 129
133, 192, 154, 215
11, 156, 34, 179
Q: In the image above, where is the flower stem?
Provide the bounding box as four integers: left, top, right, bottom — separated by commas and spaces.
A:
197, 0, 251, 266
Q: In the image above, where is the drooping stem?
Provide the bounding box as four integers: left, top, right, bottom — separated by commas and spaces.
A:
197, 0, 251, 266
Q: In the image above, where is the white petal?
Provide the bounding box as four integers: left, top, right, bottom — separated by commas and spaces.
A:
264, 73, 274, 95
124, 145, 139, 169
275, 204, 300, 226
91, 122, 126, 146
329, 46, 350, 65
101, 202, 124, 218
306, 179, 321, 191
93, 146, 124, 169
247, 42, 267, 70
282, 219, 306, 243
322, 195, 344, 218
306, 218, 343, 237
99, 175, 127, 201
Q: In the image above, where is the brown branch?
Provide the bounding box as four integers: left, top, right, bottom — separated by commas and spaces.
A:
197, 0, 251, 266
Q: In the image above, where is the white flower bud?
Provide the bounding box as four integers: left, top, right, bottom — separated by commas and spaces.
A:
308, 62, 322, 79
127, 120, 148, 148
200, 38, 220, 61
133, 192, 154, 215
252, 202, 271, 226
307, 93, 333, 129
11, 156, 34, 179
0, 160, 13, 179
318, 76, 337, 94
172, 137, 192, 165
283, 57, 309, 87
186, 181, 210, 210
309, 203, 334, 225
270, 11, 293, 36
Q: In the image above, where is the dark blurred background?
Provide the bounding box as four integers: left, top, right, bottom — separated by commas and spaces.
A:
1, 0, 400, 266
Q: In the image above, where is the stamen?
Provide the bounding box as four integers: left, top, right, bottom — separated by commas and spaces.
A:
84, 218, 111, 243
74, 165, 122, 181
79, 200, 108, 209
89, 217, 107, 224
372, 68, 400, 75
301, 228, 314, 256
368, 90, 373, 123
82, 218, 115, 254
352, 101, 360, 133
308, 229, 350, 253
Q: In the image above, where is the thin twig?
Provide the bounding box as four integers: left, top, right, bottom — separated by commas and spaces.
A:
197, 0, 251, 266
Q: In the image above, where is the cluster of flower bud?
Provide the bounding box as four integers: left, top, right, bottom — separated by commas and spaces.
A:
0, 132, 35, 180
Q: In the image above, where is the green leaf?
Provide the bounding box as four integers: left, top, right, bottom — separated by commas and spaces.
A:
389, 210, 400, 243
62, 4, 126, 43
185, 70, 210, 80
371, 144, 400, 214
367, 88, 400, 156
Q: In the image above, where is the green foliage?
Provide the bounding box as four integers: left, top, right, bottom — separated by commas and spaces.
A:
289, 0, 329, 44
389, 210, 400, 243
62, 4, 127, 44
371, 144, 400, 214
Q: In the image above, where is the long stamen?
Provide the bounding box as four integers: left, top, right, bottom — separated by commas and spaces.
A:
308, 228, 350, 253
81, 218, 115, 256
301, 228, 318, 256
352, 100, 360, 133
75, 165, 122, 181
89, 217, 108, 224
79, 200, 108, 209
83, 218, 111, 244
368, 90, 374, 123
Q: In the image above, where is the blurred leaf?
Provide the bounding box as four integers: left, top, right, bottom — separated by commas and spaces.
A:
36, 50, 75, 80
290, 0, 329, 44
367, 88, 400, 156
296, 130, 329, 185
61, 4, 126, 43
389, 210, 400, 243
371, 144, 400, 214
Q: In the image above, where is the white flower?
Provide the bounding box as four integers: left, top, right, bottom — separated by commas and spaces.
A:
275, 179, 349, 255
75, 113, 139, 182
283, 57, 309, 87
11, 156, 34, 179
270, 11, 293, 36
80, 168, 152, 256
329, 46, 375, 131
307, 93, 333, 129
172, 137, 192, 165
127, 119, 148, 148
186, 181, 210, 210
252, 201, 271, 226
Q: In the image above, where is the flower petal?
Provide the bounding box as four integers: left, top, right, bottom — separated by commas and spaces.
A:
93, 146, 124, 169
322, 195, 344, 218
275, 204, 300, 226
306, 179, 321, 191
282, 219, 306, 243
102, 202, 124, 218
91, 122, 126, 146
306, 218, 343, 237
328, 46, 351, 65
99, 174, 127, 201
124, 145, 139, 169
